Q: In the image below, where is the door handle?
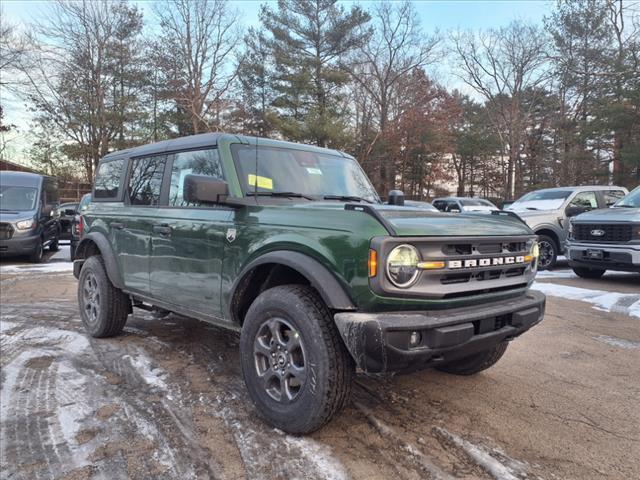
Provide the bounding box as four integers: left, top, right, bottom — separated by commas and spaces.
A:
153, 224, 172, 236
111, 222, 125, 230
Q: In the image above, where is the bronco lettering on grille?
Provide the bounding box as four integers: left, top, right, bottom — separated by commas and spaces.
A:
448, 256, 526, 269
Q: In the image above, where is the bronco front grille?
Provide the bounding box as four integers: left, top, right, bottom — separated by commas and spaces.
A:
573, 224, 632, 242
370, 235, 537, 300
0, 223, 13, 240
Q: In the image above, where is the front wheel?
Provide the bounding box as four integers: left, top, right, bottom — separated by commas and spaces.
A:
537, 235, 558, 270
29, 239, 43, 263
572, 267, 605, 279
436, 342, 508, 375
78, 256, 130, 338
240, 285, 353, 434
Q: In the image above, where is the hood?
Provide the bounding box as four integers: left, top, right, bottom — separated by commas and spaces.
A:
507, 200, 563, 213
507, 208, 558, 219
271, 201, 534, 237
372, 205, 533, 236
0, 211, 35, 223
572, 207, 640, 223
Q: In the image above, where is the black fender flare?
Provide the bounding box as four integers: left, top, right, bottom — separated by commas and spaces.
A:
231, 250, 356, 313
75, 232, 124, 289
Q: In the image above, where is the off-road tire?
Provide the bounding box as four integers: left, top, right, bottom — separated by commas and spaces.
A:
78, 255, 130, 338
537, 234, 557, 270
240, 285, 353, 434
436, 342, 508, 376
29, 239, 43, 263
572, 267, 606, 279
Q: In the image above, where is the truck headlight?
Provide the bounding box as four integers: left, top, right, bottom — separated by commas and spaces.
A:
386, 244, 420, 288
16, 218, 35, 230
531, 241, 539, 258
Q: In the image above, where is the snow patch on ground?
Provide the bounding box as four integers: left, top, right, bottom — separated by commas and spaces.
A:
209, 393, 348, 480
0, 262, 73, 274
122, 352, 169, 392
594, 335, 640, 350
532, 282, 640, 318
536, 269, 636, 280
433, 427, 527, 480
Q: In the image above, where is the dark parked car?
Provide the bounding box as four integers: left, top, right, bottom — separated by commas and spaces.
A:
0, 171, 61, 262
70, 193, 92, 261
73, 133, 544, 434
55, 201, 79, 240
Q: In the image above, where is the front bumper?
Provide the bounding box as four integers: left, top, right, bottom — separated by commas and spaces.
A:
566, 241, 640, 273
0, 233, 40, 256
334, 290, 545, 373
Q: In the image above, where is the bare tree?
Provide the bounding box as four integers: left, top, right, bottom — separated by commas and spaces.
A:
17, 0, 144, 180
451, 21, 549, 199
154, 0, 241, 134
346, 1, 439, 193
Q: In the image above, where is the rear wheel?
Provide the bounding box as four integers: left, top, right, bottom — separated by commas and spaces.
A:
537, 234, 557, 270
240, 285, 353, 434
572, 267, 606, 279
78, 255, 130, 338
437, 342, 508, 375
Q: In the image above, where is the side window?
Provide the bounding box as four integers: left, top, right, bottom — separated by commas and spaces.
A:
128, 155, 166, 206
433, 200, 444, 210
604, 190, 625, 207
94, 160, 124, 199
168, 149, 223, 207
569, 191, 598, 210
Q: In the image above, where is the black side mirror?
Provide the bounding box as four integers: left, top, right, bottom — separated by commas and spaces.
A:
183, 174, 229, 204
64, 208, 77, 216
565, 205, 585, 217
388, 190, 405, 206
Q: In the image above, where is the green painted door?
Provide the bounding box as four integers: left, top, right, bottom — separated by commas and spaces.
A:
117, 154, 166, 294
149, 148, 232, 318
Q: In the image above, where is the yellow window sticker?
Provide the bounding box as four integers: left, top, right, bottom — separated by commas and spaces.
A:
248, 174, 273, 190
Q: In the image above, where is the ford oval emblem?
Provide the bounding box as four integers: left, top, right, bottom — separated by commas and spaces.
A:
590, 229, 605, 237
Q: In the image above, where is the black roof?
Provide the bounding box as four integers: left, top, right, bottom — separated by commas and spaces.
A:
101, 133, 348, 162
0, 171, 50, 187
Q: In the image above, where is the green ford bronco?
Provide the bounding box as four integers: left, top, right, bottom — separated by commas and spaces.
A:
74, 133, 545, 433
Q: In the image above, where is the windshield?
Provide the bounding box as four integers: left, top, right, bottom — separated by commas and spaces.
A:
0, 186, 38, 211
507, 190, 572, 211
232, 145, 380, 203
614, 186, 640, 207
460, 199, 493, 207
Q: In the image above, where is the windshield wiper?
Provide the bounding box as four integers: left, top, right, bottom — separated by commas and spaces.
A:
525, 207, 539, 210
323, 195, 373, 204
247, 191, 315, 201
615, 204, 636, 208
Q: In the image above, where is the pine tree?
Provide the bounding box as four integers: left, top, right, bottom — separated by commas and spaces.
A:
260, 0, 370, 147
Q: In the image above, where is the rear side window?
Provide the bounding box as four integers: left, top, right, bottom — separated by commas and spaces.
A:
94, 160, 124, 199
168, 149, 223, 207
128, 155, 166, 206
604, 190, 625, 207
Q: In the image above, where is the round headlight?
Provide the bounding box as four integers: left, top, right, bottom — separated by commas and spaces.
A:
386, 244, 420, 288
531, 241, 540, 258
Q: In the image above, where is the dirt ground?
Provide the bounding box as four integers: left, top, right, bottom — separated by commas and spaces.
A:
1, 247, 639, 480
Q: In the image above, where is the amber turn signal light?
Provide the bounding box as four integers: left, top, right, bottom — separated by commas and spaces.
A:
368, 249, 378, 277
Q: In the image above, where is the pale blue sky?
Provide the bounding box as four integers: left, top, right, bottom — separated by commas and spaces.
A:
1, 0, 551, 161
4, 0, 550, 32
